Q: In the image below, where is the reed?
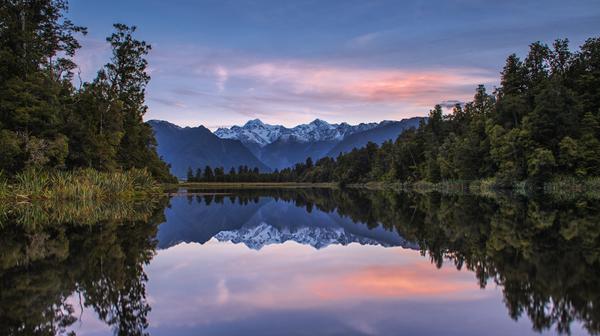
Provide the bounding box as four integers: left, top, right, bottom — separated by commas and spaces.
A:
1, 168, 161, 201
0, 171, 8, 200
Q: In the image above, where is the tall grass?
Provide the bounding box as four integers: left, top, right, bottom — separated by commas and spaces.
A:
0, 171, 8, 200
1, 168, 161, 201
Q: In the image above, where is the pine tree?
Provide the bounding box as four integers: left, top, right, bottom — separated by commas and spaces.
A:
203, 166, 214, 182
186, 166, 194, 181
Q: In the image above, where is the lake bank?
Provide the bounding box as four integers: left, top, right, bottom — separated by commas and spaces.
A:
172, 177, 600, 199
171, 181, 337, 189
3, 173, 598, 202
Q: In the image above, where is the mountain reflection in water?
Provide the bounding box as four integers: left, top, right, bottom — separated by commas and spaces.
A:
0, 188, 598, 335
157, 190, 417, 250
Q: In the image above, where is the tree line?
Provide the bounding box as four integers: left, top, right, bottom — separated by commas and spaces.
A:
187, 36, 600, 186
185, 158, 326, 183
0, 0, 175, 182
334, 37, 600, 186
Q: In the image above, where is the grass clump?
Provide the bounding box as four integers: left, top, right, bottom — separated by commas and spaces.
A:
0, 171, 8, 200
1, 168, 161, 201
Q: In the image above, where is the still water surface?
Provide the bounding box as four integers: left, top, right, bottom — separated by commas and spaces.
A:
1, 188, 597, 335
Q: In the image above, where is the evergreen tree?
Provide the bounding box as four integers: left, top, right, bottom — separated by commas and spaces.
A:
0, 0, 85, 173
103, 23, 173, 181
203, 165, 214, 182
186, 166, 194, 181
0, 1, 176, 182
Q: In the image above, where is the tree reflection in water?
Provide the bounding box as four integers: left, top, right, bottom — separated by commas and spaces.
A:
185, 188, 600, 335
0, 189, 598, 335
0, 198, 168, 336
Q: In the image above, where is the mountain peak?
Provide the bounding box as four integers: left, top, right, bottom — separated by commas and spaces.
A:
310, 118, 330, 126
244, 119, 265, 127
215, 118, 389, 146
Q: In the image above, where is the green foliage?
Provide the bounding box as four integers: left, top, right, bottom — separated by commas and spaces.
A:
0, 0, 176, 184
527, 148, 556, 182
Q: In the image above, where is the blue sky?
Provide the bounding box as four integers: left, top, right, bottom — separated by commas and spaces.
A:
69, 0, 600, 128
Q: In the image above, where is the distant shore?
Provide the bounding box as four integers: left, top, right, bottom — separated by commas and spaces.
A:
170, 182, 337, 189
170, 178, 600, 199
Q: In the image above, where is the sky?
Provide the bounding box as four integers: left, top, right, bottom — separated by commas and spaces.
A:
68, 0, 600, 129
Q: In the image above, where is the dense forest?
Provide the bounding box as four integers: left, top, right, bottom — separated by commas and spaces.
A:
0, 0, 175, 182
189, 37, 600, 187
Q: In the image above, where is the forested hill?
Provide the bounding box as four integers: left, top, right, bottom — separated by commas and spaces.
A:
0, 1, 175, 182
188, 37, 600, 187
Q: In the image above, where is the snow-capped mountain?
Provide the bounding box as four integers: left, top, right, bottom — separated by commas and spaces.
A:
215, 119, 287, 147
215, 118, 379, 147
214, 222, 418, 250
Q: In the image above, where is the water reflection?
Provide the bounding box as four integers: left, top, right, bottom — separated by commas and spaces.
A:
0, 189, 598, 335
0, 199, 168, 336
158, 189, 416, 250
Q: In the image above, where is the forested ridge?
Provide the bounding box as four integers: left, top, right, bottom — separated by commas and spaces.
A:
189, 37, 600, 187
0, 0, 175, 183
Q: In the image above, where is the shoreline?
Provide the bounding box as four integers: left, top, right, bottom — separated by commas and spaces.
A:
3, 175, 598, 201
168, 178, 600, 199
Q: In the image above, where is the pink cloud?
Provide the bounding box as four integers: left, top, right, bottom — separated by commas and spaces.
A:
228, 61, 496, 108
309, 263, 475, 300
135, 44, 498, 126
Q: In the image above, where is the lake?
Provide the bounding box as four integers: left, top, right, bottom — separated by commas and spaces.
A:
1, 188, 598, 335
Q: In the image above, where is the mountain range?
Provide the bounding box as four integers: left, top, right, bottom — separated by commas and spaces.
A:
149, 117, 424, 177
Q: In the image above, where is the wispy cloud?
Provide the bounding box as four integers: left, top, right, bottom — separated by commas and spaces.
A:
150, 97, 187, 109
136, 45, 499, 126
142, 49, 497, 126
348, 31, 382, 48
234, 61, 495, 105
214, 65, 229, 92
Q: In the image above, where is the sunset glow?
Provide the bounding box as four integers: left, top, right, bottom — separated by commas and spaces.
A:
67, 0, 600, 127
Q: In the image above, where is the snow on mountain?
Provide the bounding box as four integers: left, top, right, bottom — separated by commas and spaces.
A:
215, 119, 288, 147
215, 118, 379, 147
214, 222, 411, 250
